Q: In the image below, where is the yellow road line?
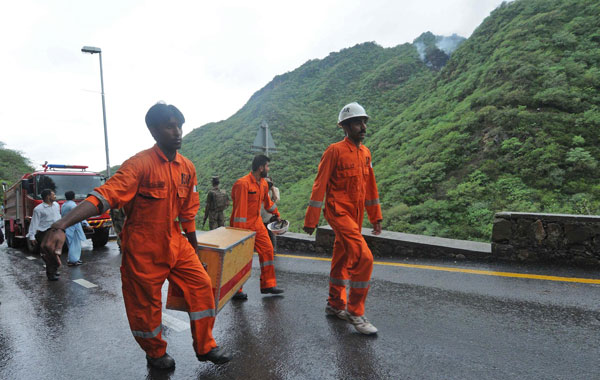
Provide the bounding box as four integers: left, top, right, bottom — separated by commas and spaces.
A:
274, 253, 600, 285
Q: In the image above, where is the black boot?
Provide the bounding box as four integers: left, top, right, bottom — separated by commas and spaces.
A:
196, 346, 231, 364
260, 287, 284, 294
146, 353, 175, 369
232, 291, 248, 300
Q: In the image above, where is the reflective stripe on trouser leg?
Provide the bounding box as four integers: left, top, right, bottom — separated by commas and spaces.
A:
255, 223, 277, 289
121, 268, 167, 358
328, 213, 374, 317
328, 237, 350, 310
168, 245, 218, 355
347, 242, 373, 317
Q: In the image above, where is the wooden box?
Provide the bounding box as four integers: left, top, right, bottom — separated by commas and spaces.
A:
166, 227, 255, 314
197, 227, 256, 314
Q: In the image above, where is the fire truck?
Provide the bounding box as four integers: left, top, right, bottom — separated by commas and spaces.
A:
2, 163, 112, 251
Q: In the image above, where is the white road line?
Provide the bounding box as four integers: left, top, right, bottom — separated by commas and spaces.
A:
26, 256, 36, 260
73, 279, 98, 288
162, 313, 189, 332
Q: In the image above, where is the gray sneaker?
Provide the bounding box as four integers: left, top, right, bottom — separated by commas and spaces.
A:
325, 304, 348, 321
347, 314, 378, 335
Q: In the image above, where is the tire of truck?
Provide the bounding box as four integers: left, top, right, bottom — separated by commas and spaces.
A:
13, 237, 25, 248
92, 227, 110, 248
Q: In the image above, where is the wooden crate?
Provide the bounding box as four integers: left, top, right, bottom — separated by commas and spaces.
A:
166, 227, 255, 314
197, 227, 256, 314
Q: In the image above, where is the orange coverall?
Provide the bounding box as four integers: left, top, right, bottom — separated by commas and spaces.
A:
230, 172, 279, 289
304, 137, 382, 317
85, 144, 217, 358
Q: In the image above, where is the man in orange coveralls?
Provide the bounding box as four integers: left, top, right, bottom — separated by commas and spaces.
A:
42, 103, 231, 369
230, 154, 284, 300
303, 102, 382, 335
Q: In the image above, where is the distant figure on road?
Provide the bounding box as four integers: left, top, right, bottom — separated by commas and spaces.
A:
230, 155, 284, 300
203, 176, 229, 230
28, 189, 61, 281
61, 190, 89, 266
42, 102, 231, 369
303, 102, 383, 335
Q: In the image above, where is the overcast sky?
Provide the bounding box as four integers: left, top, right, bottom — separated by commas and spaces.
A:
1, 0, 508, 173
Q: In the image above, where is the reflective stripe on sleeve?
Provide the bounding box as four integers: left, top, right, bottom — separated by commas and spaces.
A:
234, 217, 247, 223
365, 198, 380, 207
350, 280, 370, 289
329, 277, 349, 286
131, 324, 162, 339
267, 204, 277, 212
90, 190, 110, 214
308, 200, 323, 208
260, 260, 274, 268
189, 309, 216, 320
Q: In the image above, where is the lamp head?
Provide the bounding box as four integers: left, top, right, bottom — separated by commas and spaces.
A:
81, 46, 101, 54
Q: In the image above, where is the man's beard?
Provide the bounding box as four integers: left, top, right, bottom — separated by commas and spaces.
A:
260, 171, 268, 178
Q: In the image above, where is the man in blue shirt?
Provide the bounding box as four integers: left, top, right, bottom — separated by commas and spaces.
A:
61, 191, 88, 266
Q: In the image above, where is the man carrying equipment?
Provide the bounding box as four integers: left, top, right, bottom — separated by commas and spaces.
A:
42, 102, 231, 368
230, 155, 284, 299
303, 102, 383, 335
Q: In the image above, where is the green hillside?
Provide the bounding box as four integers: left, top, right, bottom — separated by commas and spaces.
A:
182, 0, 600, 240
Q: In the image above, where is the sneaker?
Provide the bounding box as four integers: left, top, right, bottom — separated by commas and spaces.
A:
196, 346, 231, 364
325, 304, 348, 321
146, 353, 175, 369
347, 314, 378, 335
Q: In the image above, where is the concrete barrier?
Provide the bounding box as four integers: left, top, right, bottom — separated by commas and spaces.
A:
492, 212, 600, 266
277, 225, 491, 261
277, 213, 600, 267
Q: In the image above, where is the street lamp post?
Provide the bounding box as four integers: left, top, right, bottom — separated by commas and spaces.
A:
81, 45, 111, 177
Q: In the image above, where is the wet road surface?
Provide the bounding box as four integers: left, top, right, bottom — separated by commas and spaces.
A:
1, 239, 599, 379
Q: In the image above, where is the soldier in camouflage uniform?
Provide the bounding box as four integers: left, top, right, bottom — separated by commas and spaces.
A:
203, 176, 229, 230
110, 207, 126, 251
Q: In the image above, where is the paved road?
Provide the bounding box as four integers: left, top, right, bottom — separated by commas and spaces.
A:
0, 239, 599, 379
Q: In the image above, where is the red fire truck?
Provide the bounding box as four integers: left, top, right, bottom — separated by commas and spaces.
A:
2, 163, 112, 251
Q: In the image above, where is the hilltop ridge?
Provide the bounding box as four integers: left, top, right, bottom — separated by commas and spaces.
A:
182, 0, 600, 241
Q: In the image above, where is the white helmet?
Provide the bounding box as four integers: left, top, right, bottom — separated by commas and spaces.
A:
267, 219, 289, 235
338, 102, 369, 124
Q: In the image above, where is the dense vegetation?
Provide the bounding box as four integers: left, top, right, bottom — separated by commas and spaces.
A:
0, 142, 34, 204
184, 0, 600, 241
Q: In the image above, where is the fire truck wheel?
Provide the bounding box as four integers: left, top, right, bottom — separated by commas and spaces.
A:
6, 227, 14, 248
12, 236, 25, 248
92, 227, 110, 248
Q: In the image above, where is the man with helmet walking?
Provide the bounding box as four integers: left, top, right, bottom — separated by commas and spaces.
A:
303, 102, 382, 335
